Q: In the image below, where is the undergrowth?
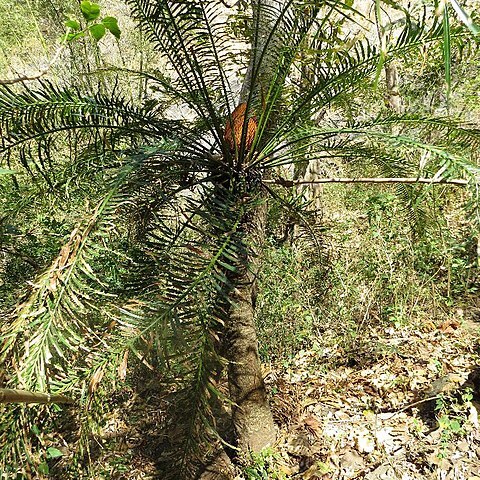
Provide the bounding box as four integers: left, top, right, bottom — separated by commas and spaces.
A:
256, 184, 479, 367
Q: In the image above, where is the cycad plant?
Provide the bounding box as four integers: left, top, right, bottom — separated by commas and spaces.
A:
1, 0, 480, 478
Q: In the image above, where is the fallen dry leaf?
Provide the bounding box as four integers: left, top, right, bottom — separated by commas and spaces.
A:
89, 367, 105, 395
118, 350, 129, 381
438, 318, 460, 333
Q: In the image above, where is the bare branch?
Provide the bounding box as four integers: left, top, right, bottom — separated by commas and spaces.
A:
0, 44, 65, 85
0, 246, 40, 268
0, 388, 73, 404
264, 177, 469, 187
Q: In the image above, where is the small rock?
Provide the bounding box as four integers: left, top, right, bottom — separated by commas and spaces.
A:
425, 428, 442, 444
340, 449, 365, 471
469, 402, 479, 428
458, 440, 470, 452
425, 373, 465, 397
356, 429, 375, 453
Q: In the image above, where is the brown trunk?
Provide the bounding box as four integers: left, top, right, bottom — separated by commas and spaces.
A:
224, 201, 275, 452
221, 0, 286, 455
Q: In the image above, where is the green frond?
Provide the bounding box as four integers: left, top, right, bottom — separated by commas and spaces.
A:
126, 0, 237, 143
245, 1, 321, 156
1, 196, 118, 393
97, 183, 265, 477
261, 114, 480, 175
116, 183, 246, 347
0, 82, 206, 180
0, 151, 185, 393
0, 156, 171, 474
256, 9, 469, 157
260, 111, 480, 231
157, 330, 227, 479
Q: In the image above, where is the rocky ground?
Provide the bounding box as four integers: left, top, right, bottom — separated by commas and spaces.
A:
266, 311, 480, 479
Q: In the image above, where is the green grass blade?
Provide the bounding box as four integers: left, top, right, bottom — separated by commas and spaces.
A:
373, 0, 386, 90
443, 4, 451, 101
450, 0, 480, 35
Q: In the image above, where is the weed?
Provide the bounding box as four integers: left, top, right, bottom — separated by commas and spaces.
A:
240, 448, 286, 480
434, 388, 474, 456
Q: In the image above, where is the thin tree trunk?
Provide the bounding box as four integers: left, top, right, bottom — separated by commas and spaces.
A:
0, 388, 73, 404
385, 62, 402, 114
225, 200, 275, 452
222, 0, 287, 454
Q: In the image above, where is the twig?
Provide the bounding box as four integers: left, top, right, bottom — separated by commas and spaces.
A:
0, 43, 65, 85
0, 246, 40, 268
381, 396, 439, 420
264, 177, 469, 187
0, 388, 73, 404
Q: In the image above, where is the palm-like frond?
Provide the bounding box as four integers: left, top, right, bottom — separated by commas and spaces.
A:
0, 174, 127, 393
259, 110, 480, 230
126, 0, 238, 145
0, 81, 209, 180
0, 185, 123, 475
112, 183, 254, 475
255, 11, 472, 160
261, 114, 480, 177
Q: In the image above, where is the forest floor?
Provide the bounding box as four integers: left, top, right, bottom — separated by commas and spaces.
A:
75, 305, 480, 480
266, 305, 480, 480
